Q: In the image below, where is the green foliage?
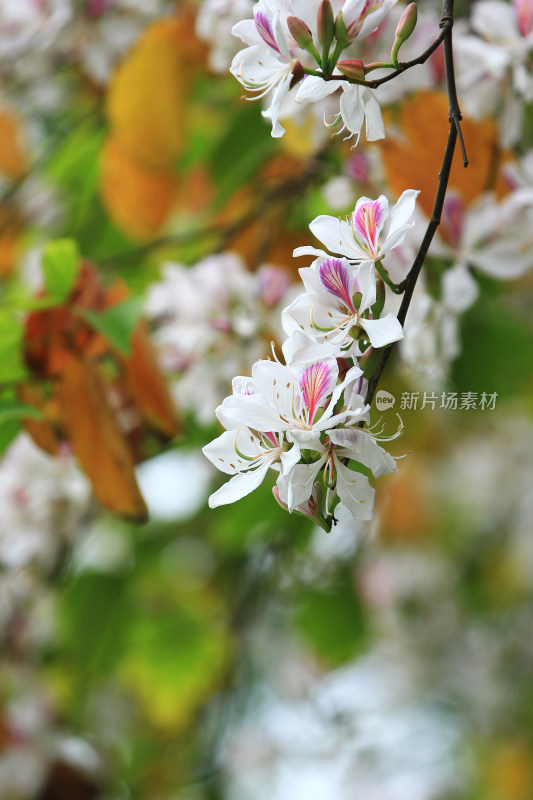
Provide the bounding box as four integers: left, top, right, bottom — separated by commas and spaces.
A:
295, 573, 368, 665
42, 238, 80, 301
81, 297, 144, 355
0, 312, 28, 384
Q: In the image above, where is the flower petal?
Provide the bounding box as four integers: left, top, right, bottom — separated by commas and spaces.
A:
360, 312, 403, 347
208, 459, 272, 508
333, 456, 375, 520
287, 458, 325, 511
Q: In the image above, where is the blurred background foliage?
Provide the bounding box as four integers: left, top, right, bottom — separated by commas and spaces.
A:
0, 1, 532, 799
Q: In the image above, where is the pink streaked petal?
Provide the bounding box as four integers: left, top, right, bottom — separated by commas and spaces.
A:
352, 196, 388, 256
254, 10, 280, 53
299, 361, 337, 422
358, 0, 399, 39
318, 258, 356, 312
441, 192, 465, 247
514, 0, 533, 36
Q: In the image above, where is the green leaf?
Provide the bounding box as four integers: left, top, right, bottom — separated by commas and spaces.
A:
0, 313, 28, 384
0, 420, 20, 455
0, 400, 43, 424
295, 576, 368, 665
42, 239, 80, 301
80, 297, 144, 356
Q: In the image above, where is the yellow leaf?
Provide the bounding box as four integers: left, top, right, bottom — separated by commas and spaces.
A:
106, 18, 187, 168
99, 136, 176, 241
379, 91, 511, 218
0, 108, 28, 179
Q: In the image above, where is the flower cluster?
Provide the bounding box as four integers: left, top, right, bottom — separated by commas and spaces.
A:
229, 0, 414, 141
204, 191, 417, 530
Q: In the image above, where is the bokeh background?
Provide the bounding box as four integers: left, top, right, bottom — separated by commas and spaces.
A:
0, 1, 533, 798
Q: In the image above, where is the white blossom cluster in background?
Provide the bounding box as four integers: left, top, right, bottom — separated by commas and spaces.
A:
0, 0, 174, 89
0, 433, 91, 572
398, 182, 533, 383
146, 252, 297, 426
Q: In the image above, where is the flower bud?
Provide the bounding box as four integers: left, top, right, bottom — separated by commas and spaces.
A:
391, 3, 418, 66
287, 15, 314, 50
290, 60, 305, 89
336, 58, 366, 82
334, 10, 351, 48
317, 0, 335, 49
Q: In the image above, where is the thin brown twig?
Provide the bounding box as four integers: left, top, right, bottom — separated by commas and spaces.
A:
306, 17, 451, 88
365, 0, 467, 407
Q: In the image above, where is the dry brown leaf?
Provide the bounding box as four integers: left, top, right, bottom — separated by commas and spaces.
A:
18, 385, 61, 456
0, 108, 28, 180
121, 322, 180, 440
58, 358, 148, 521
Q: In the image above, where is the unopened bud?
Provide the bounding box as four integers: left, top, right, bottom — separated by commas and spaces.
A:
272, 486, 288, 511
391, 3, 418, 66
318, 0, 335, 49
336, 58, 366, 82
290, 60, 305, 89
287, 15, 314, 50
334, 10, 351, 48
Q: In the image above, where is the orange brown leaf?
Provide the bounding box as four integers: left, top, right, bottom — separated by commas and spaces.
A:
99, 136, 177, 241
379, 91, 511, 217
57, 358, 148, 521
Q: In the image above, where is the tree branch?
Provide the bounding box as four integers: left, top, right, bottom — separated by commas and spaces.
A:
303, 16, 451, 89
365, 0, 466, 407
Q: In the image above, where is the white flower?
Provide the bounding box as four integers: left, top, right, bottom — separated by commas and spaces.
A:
230, 0, 399, 139
203, 358, 368, 511
433, 189, 533, 280
282, 256, 403, 358
231, 4, 302, 137
196, 0, 254, 73
295, 76, 385, 144
217, 357, 364, 435
203, 354, 399, 525
280, 422, 397, 520
294, 189, 419, 266
454, 0, 533, 144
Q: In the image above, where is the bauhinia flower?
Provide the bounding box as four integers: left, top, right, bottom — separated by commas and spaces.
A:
230, 0, 400, 139
433, 188, 533, 280
203, 357, 366, 511
216, 357, 364, 437
231, 2, 304, 137
294, 189, 420, 269
295, 75, 385, 143
275, 403, 399, 522
203, 353, 399, 528
282, 257, 403, 358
